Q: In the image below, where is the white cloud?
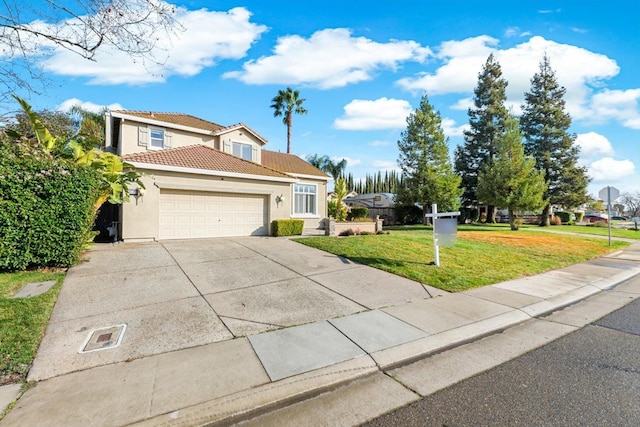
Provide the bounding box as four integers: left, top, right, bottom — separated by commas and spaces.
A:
588, 157, 635, 181
372, 160, 398, 169
589, 88, 640, 129
575, 132, 615, 159
441, 117, 468, 137
334, 97, 412, 130
224, 28, 431, 88
41, 7, 267, 85
397, 36, 620, 124
57, 98, 123, 113
334, 156, 361, 167
369, 140, 390, 147
450, 97, 474, 111
396, 35, 498, 95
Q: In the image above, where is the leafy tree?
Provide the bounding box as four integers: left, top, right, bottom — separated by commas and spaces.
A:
520, 55, 590, 226
455, 53, 509, 223
270, 87, 307, 153
0, 0, 178, 102
10, 96, 143, 211
69, 104, 107, 150
7, 109, 75, 145
477, 115, 547, 230
397, 94, 462, 217
621, 192, 640, 218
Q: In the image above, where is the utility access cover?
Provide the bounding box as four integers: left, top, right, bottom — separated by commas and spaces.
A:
80, 324, 127, 353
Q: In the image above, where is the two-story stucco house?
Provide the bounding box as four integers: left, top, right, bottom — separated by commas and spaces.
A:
102, 111, 329, 242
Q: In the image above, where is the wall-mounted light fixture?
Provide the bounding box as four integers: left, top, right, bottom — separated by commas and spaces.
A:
275, 194, 285, 206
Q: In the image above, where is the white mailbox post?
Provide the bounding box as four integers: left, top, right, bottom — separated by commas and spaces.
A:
424, 203, 460, 267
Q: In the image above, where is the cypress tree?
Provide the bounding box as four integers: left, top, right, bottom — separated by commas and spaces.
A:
454, 53, 509, 222
397, 94, 462, 215
477, 114, 547, 230
520, 55, 590, 226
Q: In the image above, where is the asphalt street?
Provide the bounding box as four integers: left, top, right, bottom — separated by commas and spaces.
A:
364, 292, 640, 427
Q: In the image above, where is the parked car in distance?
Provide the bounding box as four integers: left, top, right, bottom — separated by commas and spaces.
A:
611, 216, 628, 221
584, 215, 608, 223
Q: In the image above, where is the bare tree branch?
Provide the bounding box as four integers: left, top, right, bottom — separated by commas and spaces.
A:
0, 0, 180, 103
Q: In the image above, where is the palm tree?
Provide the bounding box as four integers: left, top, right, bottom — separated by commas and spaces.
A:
305, 154, 347, 181
270, 87, 307, 153
324, 158, 347, 181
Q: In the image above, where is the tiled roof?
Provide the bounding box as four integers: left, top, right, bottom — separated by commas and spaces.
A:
122, 145, 292, 179
112, 111, 223, 132
261, 150, 330, 178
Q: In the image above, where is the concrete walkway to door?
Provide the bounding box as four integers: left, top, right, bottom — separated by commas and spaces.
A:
3, 238, 639, 426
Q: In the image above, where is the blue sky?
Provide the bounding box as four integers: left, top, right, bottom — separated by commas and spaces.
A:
15, 0, 640, 197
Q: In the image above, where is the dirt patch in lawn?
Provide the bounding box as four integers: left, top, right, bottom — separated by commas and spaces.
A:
457, 231, 601, 252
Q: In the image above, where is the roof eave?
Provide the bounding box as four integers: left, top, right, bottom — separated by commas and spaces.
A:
110, 111, 217, 136
128, 161, 297, 183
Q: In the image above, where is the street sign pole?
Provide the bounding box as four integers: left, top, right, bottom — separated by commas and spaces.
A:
607, 186, 612, 247
432, 204, 440, 267
599, 186, 620, 247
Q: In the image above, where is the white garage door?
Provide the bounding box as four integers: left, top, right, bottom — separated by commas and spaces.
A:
159, 190, 268, 239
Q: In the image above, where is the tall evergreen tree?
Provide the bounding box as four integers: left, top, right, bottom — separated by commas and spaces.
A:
520, 55, 590, 226
397, 94, 462, 215
477, 114, 547, 230
454, 53, 509, 222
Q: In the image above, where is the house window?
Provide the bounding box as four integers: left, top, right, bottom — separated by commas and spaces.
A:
232, 142, 252, 160
150, 128, 164, 149
294, 184, 317, 216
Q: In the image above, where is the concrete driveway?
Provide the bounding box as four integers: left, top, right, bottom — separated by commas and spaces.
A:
28, 237, 442, 381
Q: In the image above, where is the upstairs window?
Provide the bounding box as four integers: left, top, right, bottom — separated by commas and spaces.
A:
294, 184, 317, 216
150, 128, 164, 149
232, 142, 252, 160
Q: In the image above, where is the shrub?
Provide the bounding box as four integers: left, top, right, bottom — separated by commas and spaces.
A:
574, 212, 584, 223
554, 211, 575, 225
0, 139, 102, 271
328, 199, 347, 221
550, 215, 562, 225
395, 204, 423, 225
271, 219, 304, 236
339, 228, 355, 236
359, 231, 373, 235
348, 206, 369, 220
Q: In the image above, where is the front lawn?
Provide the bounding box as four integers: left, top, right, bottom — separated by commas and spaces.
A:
295, 227, 628, 292
544, 224, 640, 240
0, 270, 64, 385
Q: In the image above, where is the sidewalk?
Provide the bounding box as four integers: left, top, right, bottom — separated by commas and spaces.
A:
2, 240, 639, 426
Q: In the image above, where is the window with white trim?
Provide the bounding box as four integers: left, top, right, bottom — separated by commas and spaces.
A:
150, 128, 164, 149
294, 184, 317, 216
232, 141, 252, 160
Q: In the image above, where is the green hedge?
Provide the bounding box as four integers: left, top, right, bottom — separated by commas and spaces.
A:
348, 206, 369, 220
271, 219, 304, 236
0, 140, 102, 271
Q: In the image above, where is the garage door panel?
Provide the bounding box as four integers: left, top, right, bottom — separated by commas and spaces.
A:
159, 191, 268, 239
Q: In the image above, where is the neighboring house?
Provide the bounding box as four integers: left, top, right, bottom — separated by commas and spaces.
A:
102, 111, 329, 241
344, 193, 397, 224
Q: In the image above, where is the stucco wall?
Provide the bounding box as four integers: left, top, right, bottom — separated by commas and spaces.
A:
116, 120, 265, 159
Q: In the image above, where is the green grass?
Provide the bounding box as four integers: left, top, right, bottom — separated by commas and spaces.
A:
545, 224, 640, 239
0, 270, 64, 385
294, 227, 628, 292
